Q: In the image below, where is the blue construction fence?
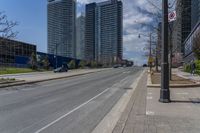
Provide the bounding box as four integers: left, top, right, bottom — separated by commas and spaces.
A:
0, 56, 30, 68
37, 52, 81, 69
8, 52, 81, 69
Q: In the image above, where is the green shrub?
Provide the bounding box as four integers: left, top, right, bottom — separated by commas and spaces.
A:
90, 61, 97, 68
195, 60, 200, 75
184, 64, 191, 73
43, 56, 50, 70
29, 52, 37, 70
185, 60, 200, 75
68, 60, 76, 69
195, 60, 200, 69
78, 61, 86, 69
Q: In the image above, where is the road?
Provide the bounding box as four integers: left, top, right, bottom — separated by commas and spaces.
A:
0, 67, 142, 133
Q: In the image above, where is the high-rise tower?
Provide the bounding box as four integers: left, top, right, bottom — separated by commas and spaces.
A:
85, 0, 123, 65
47, 0, 76, 58
76, 14, 85, 60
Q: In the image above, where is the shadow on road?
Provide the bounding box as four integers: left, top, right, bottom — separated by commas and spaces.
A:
171, 98, 200, 104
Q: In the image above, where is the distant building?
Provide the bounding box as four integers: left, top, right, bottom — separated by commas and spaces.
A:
76, 14, 85, 60
85, 3, 97, 62
47, 0, 76, 58
191, 0, 200, 30
85, 0, 123, 66
0, 38, 36, 67
184, 22, 200, 63
174, 0, 191, 54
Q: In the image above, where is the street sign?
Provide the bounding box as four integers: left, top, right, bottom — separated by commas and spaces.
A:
168, 11, 176, 22
148, 57, 154, 63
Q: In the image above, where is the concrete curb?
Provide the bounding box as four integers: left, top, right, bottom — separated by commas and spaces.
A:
0, 69, 108, 89
147, 73, 200, 88
91, 69, 146, 133
0, 80, 25, 85
0, 71, 53, 77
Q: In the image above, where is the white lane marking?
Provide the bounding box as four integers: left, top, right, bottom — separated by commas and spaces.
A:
146, 111, 155, 116
147, 96, 153, 100
123, 71, 130, 74
34, 87, 111, 133
21, 88, 36, 91
176, 92, 188, 95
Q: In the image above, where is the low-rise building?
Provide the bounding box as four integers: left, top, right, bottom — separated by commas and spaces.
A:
0, 38, 36, 67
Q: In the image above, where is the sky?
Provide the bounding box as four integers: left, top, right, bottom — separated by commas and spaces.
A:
0, 0, 160, 65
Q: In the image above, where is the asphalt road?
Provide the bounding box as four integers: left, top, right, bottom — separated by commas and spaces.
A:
0, 67, 142, 133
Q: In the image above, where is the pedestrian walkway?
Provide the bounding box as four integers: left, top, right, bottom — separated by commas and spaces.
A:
174, 68, 200, 83
113, 71, 200, 133
146, 86, 200, 133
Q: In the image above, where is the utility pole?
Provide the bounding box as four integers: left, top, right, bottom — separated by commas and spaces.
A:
138, 33, 154, 72
159, 0, 170, 103
149, 33, 152, 72
155, 31, 159, 72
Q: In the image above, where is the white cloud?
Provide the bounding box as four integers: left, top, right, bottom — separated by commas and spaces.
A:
77, 0, 156, 65
77, 0, 103, 4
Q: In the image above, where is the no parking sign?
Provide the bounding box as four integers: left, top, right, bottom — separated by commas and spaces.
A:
168, 11, 176, 22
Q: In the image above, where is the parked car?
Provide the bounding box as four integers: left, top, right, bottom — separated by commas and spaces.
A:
123, 65, 127, 68
54, 65, 68, 73
143, 64, 148, 67
113, 64, 121, 68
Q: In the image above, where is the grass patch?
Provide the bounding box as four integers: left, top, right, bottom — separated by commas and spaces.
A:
0, 67, 36, 75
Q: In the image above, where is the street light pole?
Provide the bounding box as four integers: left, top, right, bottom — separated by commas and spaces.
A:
159, 0, 170, 103
138, 33, 154, 72
169, 24, 173, 80
155, 38, 159, 72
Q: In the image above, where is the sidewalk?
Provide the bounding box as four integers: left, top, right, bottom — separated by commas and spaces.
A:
113, 71, 200, 133
174, 68, 200, 83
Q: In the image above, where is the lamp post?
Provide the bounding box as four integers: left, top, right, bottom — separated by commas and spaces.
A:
169, 24, 173, 80
54, 43, 59, 69
138, 33, 153, 72
149, 33, 152, 72
159, 0, 170, 103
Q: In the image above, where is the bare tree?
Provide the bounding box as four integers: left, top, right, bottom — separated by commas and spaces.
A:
0, 11, 18, 69
136, 0, 176, 72
0, 11, 18, 39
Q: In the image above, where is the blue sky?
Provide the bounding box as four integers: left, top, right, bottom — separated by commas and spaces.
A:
0, 0, 47, 52
0, 0, 159, 65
